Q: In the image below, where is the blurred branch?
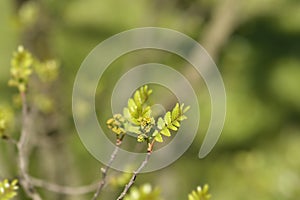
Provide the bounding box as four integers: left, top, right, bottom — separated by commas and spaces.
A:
17, 92, 43, 200
200, 0, 240, 60
116, 152, 151, 200
160, 0, 241, 110
30, 176, 99, 195
183, 0, 241, 85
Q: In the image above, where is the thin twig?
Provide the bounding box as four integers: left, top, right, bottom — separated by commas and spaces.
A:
30, 176, 99, 195
17, 92, 43, 200
91, 141, 121, 200
116, 152, 151, 200
2, 136, 18, 145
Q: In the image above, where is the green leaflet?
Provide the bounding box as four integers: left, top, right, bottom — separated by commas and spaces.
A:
171, 103, 180, 121
153, 130, 163, 143
160, 127, 171, 137
157, 117, 165, 129
154, 103, 189, 142
164, 111, 171, 125
126, 86, 153, 126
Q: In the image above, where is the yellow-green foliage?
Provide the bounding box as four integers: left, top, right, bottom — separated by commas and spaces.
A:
8, 46, 33, 93
33, 94, 54, 114
153, 103, 189, 143
124, 184, 162, 200
106, 85, 189, 145
188, 185, 211, 200
109, 172, 132, 188
8, 46, 59, 94
0, 109, 7, 138
34, 60, 59, 82
0, 179, 18, 200
107, 114, 127, 136
0, 107, 13, 139
124, 85, 153, 126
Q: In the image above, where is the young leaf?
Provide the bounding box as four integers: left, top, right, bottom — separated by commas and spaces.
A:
172, 120, 180, 127
157, 117, 165, 130
154, 131, 163, 143
171, 103, 180, 121
167, 124, 178, 131
134, 90, 142, 106
123, 108, 131, 119
128, 99, 137, 113
160, 127, 171, 137
164, 111, 171, 125
183, 105, 191, 113
178, 115, 187, 121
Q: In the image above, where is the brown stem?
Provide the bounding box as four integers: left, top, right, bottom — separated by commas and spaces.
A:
116, 152, 151, 200
17, 92, 42, 200
91, 141, 121, 200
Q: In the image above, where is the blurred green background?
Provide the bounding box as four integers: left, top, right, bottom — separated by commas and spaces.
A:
1, 0, 300, 199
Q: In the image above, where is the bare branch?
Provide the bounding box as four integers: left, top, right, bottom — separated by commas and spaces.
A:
30, 176, 99, 195
116, 152, 151, 200
91, 141, 121, 200
17, 92, 43, 200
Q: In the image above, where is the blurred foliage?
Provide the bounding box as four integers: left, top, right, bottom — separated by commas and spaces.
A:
188, 185, 211, 200
0, 179, 18, 200
109, 172, 132, 188
0, 106, 14, 139
0, 109, 8, 138
124, 184, 162, 200
0, 0, 300, 199
8, 46, 33, 93
34, 60, 59, 83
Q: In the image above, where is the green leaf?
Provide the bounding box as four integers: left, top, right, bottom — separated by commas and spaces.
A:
152, 130, 159, 137
157, 117, 165, 130
154, 132, 163, 142
127, 124, 141, 134
178, 115, 187, 121
123, 108, 131, 119
128, 99, 137, 112
160, 127, 171, 137
172, 120, 180, 127
171, 103, 180, 121
183, 105, 191, 113
142, 106, 151, 118
167, 124, 178, 131
134, 89, 142, 106
164, 111, 171, 125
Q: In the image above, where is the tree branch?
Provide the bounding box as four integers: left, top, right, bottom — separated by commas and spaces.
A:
116, 152, 151, 200
30, 176, 99, 195
91, 141, 121, 200
17, 92, 43, 200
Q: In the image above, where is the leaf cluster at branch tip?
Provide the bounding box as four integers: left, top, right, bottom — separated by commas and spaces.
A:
8, 46, 33, 93
106, 85, 189, 149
